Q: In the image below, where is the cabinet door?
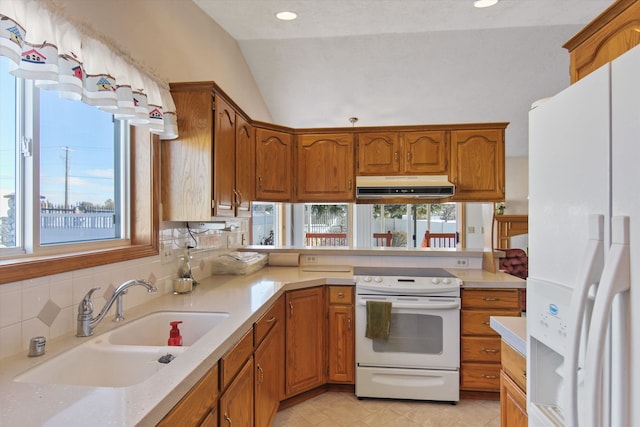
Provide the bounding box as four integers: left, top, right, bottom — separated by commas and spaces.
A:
214, 96, 236, 217
235, 116, 254, 217
403, 130, 448, 174
157, 363, 219, 427
327, 304, 354, 383
297, 133, 355, 202
255, 128, 293, 201
162, 85, 213, 221
254, 317, 283, 427
450, 129, 505, 201
220, 357, 254, 427
500, 371, 528, 427
357, 132, 400, 175
285, 287, 325, 397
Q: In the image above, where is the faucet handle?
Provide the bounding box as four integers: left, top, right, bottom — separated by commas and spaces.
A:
79, 287, 100, 315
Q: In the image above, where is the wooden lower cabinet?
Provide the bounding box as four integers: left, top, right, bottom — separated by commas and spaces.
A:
460, 288, 521, 395
219, 357, 254, 427
500, 340, 527, 426
327, 286, 354, 384
285, 286, 326, 397
254, 297, 285, 427
157, 363, 219, 427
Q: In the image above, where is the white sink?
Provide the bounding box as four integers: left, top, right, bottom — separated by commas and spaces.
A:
107, 311, 230, 346
14, 342, 187, 387
14, 311, 230, 388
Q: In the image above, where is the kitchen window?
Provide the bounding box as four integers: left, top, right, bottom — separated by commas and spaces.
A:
0, 56, 128, 257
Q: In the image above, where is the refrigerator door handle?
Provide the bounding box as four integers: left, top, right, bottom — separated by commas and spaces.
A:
583, 216, 630, 427
565, 214, 605, 427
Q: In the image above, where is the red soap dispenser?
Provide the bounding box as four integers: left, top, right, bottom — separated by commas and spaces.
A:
168, 321, 183, 346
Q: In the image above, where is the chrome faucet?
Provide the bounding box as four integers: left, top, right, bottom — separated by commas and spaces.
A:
76, 279, 157, 337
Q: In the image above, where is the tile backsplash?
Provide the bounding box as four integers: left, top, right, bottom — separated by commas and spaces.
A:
0, 220, 247, 360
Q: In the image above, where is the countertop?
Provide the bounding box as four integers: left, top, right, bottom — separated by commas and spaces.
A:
490, 315, 527, 355
0, 265, 524, 426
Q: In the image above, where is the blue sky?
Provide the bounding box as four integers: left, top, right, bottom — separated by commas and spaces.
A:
1, 56, 116, 214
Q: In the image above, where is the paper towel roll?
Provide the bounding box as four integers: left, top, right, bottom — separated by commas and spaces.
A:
268, 253, 300, 266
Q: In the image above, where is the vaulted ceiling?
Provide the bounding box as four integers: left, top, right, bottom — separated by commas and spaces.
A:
193, 0, 613, 157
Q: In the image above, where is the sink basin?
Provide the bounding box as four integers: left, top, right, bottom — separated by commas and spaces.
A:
14, 311, 229, 388
15, 342, 187, 387
107, 311, 230, 346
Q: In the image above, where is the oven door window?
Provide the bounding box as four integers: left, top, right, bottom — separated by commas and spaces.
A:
372, 312, 443, 355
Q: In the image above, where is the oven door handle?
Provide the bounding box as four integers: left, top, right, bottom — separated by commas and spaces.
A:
357, 300, 460, 310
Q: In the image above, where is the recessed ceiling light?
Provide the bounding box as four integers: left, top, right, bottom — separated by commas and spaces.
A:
474, 0, 499, 8
276, 11, 297, 21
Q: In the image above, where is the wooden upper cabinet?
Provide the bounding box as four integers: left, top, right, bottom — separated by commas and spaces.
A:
235, 116, 254, 217
564, 0, 640, 83
297, 133, 355, 202
162, 83, 214, 221
214, 96, 236, 217
357, 131, 447, 176
255, 128, 293, 201
403, 130, 448, 174
450, 128, 505, 202
357, 132, 400, 175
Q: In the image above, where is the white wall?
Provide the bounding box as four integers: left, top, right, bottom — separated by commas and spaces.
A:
50, 0, 272, 122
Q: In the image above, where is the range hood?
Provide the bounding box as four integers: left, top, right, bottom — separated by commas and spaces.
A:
356, 175, 455, 199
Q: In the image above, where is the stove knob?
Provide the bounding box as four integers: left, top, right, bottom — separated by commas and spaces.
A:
363, 276, 372, 282
374, 276, 383, 283
431, 278, 440, 284
442, 278, 451, 285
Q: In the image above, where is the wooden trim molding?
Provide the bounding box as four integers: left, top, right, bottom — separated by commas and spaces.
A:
0, 127, 160, 285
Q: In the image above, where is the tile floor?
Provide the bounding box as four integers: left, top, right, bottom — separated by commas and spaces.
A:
273, 392, 500, 427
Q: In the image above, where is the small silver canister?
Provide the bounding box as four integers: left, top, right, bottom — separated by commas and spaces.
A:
28, 336, 46, 357
173, 277, 193, 294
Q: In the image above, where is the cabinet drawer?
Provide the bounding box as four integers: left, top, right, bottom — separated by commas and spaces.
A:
328, 286, 354, 305
461, 336, 502, 363
462, 289, 520, 309
158, 363, 219, 427
461, 362, 501, 392
220, 329, 254, 391
502, 341, 526, 391
254, 296, 284, 347
461, 310, 501, 336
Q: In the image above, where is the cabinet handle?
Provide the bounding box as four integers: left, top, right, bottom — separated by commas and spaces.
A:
266, 316, 276, 323
258, 176, 263, 190
481, 374, 499, 379
348, 316, 351, 331
289, 301, 294, 318
522, 370, 527, 379
348, 179, 352, 191
481, 297, 499, 301
257, 364, 264, 384
481, 321, 490, 325
224, 413, 232, 426
482, 347, 499, 353
337, 292, 344, 298
394, 151, 399, 162
407, 152, 411, 161
236, 190, 243, 206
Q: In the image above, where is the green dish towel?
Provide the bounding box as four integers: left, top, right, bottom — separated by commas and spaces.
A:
365, 300, 392, 339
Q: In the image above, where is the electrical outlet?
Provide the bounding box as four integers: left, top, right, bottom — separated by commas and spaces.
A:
455, 258, 468, 267
467, 226, 475, 234
304, 255, 318, 264
160, 243, 173, 264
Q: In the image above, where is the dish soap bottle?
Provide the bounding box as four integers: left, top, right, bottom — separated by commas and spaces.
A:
167, 321, 183, 346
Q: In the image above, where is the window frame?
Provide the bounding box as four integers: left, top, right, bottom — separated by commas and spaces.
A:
0, 126, 160, 285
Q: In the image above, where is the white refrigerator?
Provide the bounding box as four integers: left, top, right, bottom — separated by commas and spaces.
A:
527, 43, 640, 427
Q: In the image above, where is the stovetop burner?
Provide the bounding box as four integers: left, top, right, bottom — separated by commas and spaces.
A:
353, 267, 455, 278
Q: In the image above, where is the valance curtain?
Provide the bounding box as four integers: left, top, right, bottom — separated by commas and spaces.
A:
0, 0, 178, 139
